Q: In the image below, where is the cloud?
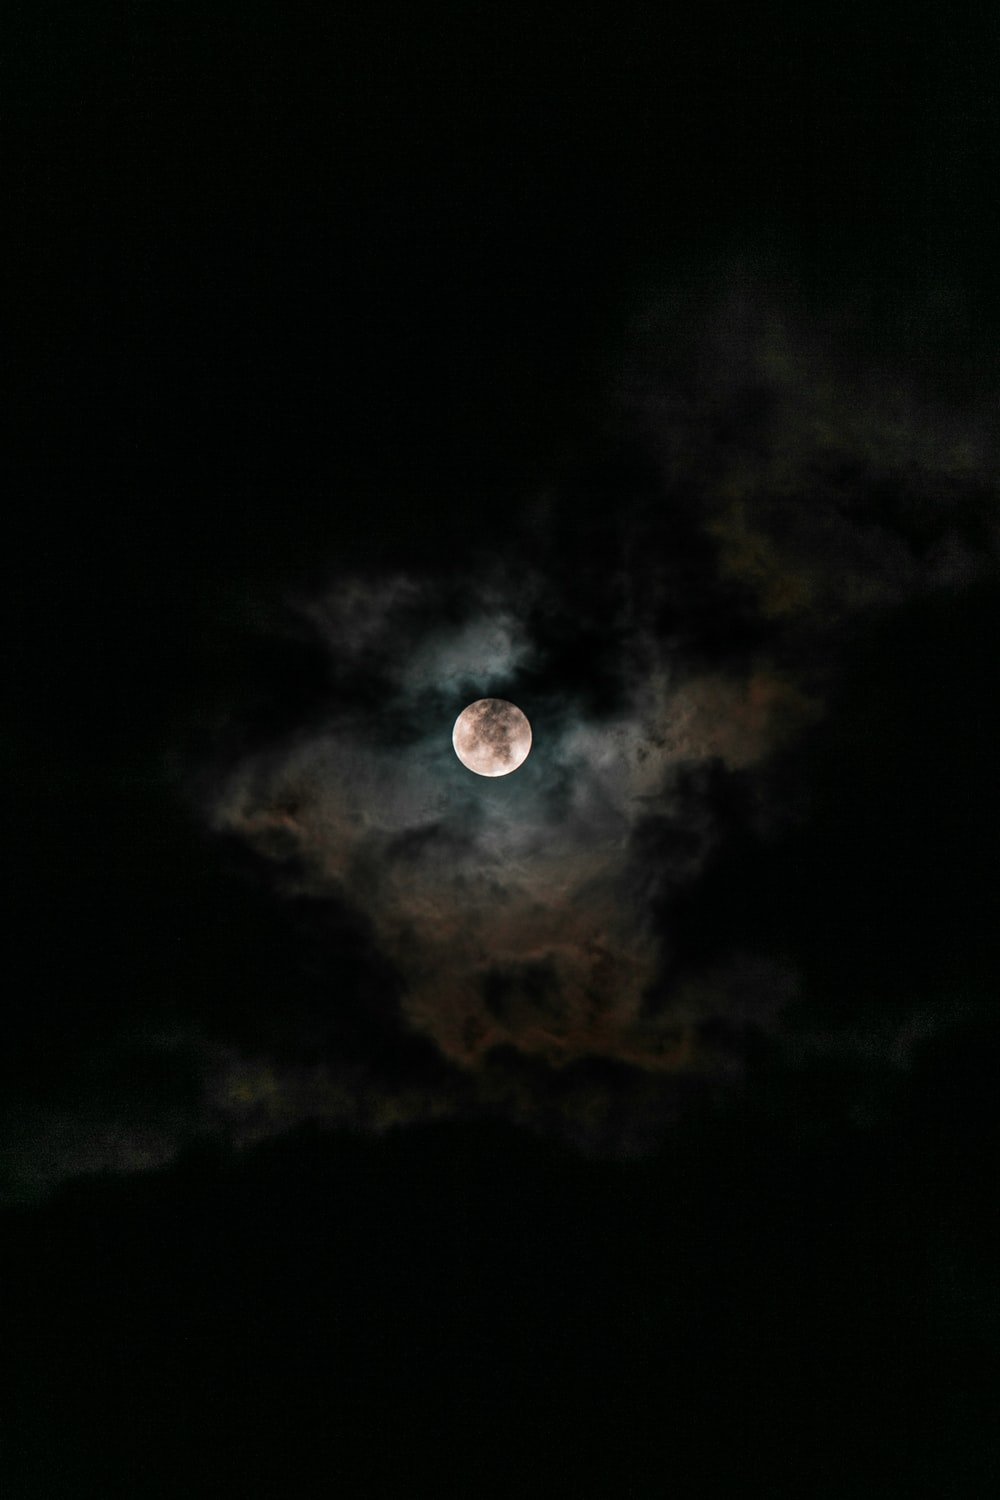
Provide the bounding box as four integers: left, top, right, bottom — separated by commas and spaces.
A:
10, 275, 995, 1197
617, 278, 997, 628
184, 277, 999, 1159
203, 577, 809, 1141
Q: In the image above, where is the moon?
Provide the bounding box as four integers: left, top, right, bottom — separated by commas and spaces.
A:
452, 699, 532, 777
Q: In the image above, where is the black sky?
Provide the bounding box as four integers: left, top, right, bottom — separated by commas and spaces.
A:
4, 3, 1000, 1495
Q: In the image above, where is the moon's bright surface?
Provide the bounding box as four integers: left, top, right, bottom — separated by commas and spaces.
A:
452, 699, 532, 777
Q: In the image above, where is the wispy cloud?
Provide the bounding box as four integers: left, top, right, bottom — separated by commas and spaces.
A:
10, 278, 995, 1197
200, 278, 996, 1151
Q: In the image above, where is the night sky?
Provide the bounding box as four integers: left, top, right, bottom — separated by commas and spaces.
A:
5, 3, 1000, 1495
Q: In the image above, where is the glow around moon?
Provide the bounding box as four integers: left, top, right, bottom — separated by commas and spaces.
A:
452, 699, 532, 777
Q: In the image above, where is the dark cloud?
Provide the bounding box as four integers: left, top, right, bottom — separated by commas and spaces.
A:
6, 278, 996, 1198
618, 280, 997, 632
171, 281, 993, 1156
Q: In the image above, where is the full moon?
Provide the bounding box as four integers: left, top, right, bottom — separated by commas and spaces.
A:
452, 699, 532, 777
